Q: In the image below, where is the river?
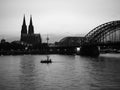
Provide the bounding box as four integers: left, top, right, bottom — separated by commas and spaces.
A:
0, 54, 120, 90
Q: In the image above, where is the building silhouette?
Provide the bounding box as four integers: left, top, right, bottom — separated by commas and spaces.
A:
20, 15, 42, 45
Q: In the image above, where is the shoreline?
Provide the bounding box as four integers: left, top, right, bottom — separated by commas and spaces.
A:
0, 50, 120, 56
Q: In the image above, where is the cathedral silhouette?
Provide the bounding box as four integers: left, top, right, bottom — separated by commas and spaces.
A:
20, 15, 42, 45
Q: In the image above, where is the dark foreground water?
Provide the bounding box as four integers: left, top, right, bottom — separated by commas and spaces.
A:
0, 54, 120, 90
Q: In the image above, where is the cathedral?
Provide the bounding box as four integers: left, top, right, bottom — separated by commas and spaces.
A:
20, 15, 42, 45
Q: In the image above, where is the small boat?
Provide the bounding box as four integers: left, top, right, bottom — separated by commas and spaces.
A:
40, 35, 52, 64
40, 56, 52, 64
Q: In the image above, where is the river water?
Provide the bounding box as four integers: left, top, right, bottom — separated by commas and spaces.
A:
0, 54, 120, 90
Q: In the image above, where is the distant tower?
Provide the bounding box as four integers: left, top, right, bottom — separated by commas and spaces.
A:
21, 15, 27, 34
46, 34, 49, 45
28, 15, 34, 34
21, 15, 27, 41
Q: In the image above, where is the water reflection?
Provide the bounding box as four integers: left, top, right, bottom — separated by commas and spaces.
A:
0, 54, 120, 90
83, 55, 120, 90
36, 55, 78, 90
19, 55, 37, 90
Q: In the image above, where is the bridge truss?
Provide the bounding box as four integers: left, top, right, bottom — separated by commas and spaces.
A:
84, 20, 120, 45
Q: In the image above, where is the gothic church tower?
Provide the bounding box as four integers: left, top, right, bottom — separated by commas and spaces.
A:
21, 15, 27, 41
28, 15, 34, 34
20, 15, 42, 45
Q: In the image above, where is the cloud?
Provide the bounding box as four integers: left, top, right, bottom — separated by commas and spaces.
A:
0, 0, 120, 36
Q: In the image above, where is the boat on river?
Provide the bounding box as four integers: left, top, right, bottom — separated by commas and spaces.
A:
40, 35, 52, 64
40, 56, 52, 64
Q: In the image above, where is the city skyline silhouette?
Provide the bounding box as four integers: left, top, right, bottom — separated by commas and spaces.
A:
0, 0, 120, 42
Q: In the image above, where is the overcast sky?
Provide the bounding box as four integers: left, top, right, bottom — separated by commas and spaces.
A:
0, 0, 120, 39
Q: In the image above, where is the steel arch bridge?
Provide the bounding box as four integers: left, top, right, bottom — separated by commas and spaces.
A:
84, 20, 120, 45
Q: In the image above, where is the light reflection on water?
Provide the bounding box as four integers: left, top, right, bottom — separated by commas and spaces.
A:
0, 54, 120, 90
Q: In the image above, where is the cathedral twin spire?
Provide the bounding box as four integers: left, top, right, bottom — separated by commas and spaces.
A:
21, 15, 34, 35
28, 15, 34, 34
21, 15, 27, 34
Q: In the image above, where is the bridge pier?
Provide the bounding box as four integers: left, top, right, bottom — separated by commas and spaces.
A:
58, 47, 76, 55
80, 45, 100, 57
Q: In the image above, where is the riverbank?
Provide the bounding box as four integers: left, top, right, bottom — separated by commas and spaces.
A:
0, 49, 120, 56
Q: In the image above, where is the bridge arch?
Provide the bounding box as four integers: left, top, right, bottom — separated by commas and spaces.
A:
85, 20, 120, 44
